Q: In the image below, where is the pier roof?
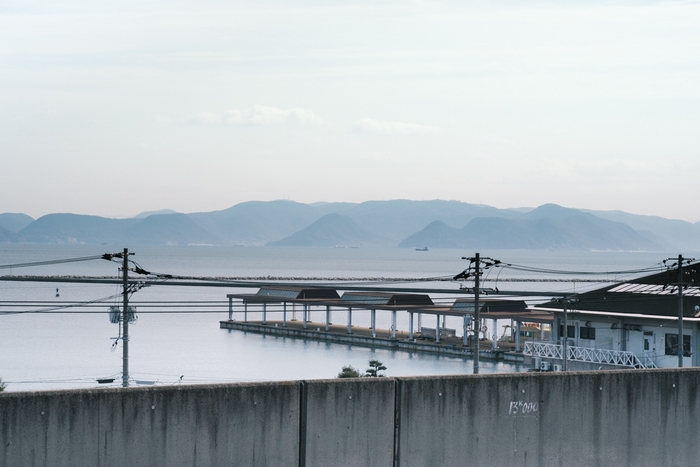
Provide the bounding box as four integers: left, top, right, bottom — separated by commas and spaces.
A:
339, 292, 434, 307
405, 298, 553, 323
227, 286, 340, 303
226, 287, 551, 323
228, 288, 436, 310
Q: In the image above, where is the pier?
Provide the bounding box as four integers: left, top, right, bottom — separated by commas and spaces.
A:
220, 319, 522, 362
219, 286, 553, 363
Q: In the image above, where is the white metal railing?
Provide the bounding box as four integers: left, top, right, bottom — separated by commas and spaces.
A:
523, 342, 658, 369
640, 351, 658, 368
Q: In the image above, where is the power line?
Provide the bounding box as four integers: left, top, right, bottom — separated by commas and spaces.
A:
0, 294, 123, 315
0, 254, 109, 270
495, 262, 666, 276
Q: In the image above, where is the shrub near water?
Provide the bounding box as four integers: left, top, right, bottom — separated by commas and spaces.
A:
337, 360, 387, 378
337, 365, 361, 378
364, 360, 387, 377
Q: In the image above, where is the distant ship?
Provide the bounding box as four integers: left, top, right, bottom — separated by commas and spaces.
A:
415, 246, 428, 251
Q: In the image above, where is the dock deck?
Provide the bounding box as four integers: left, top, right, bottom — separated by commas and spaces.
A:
220, 319, 525, 362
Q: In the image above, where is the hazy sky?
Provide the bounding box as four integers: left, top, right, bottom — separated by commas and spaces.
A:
1, 0, 699, 221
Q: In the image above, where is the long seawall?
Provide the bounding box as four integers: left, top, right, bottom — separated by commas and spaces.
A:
2, 369, 699, 466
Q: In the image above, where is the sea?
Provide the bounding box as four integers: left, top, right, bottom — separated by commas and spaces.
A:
0, 244, 682, 392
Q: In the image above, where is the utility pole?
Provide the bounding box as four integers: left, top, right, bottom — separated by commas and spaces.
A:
473, 252, 480, 375
677, 254, 684, 368
562, 298, 568, 371
455, 253, 500, 375
122, 248, 130, 387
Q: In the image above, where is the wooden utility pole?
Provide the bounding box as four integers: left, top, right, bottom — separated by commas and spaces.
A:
473, 252, 480, 375
563, 298, 568, 371
677, 254, 684, 368
122, 248, 130, 387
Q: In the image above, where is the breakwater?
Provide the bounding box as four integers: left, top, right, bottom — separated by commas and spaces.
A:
2, 369, 699, 467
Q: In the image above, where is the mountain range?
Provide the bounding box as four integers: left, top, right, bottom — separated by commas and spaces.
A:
1, 200, 698, 251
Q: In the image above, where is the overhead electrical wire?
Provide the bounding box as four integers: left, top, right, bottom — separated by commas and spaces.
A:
0, 254, 108, 270
494, 261, 674, 276
0, 293, 123, 315
2, 254, 693, 318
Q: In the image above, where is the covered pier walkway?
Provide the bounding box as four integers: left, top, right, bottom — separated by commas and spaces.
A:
222, 286, 553, 361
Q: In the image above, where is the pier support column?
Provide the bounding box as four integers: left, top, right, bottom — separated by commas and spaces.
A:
515, 321, 521, 352
463, 315, 469, 347
325, 306, 330, 331
409, 313, 414, 339
283, 302, 287, 327
417, 313, 422, 331
391, 310, 397, 339
492, 319, 498, 349
263, 302, 267, 325
228, 297, 233, 321
303, 304, 308, 329
244, 301, 248, 323
347, 307, 353, 334
371, 309, 376, 338
436, 314, 441, 343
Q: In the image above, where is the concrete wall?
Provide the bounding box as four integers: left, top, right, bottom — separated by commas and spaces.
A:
395, 371, 700, 467
2, 369, 700, 467
302, 378, 395, 467
0, 382, 300, 467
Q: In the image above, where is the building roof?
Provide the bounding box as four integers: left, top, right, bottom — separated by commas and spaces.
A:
451, 298, 528, 314
227, 287, 340, 303
227, 288, 431, 309
339, 292, 434, 307
399, 298, 553, 323
533, 261, 700, 319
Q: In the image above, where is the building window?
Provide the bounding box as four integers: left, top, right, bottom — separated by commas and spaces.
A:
580, 327, 596, 340
559, 324, 575, 339
664, 334, 691, 357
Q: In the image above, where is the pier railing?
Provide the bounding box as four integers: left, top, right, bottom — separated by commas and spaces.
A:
523, 342, 658, 369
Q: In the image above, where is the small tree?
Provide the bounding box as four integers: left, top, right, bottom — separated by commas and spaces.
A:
337, 365, 360, 378
0, 377, 6, 392
364, 360, 387, 377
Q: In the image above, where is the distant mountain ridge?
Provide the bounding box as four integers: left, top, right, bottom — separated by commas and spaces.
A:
268, 213, 393, 247
134, 209, 180, 218
0, 213, 34, 232
0, 225, 25, 243
1, 200, 698, 251
399, 206, 662, 251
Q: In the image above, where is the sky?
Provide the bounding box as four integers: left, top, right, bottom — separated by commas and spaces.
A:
1, 0, 699, 222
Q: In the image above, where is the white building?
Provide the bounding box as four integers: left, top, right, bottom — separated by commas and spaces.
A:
527, 260, 700, 370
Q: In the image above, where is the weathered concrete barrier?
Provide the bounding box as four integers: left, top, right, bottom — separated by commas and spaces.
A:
395, 370, 700, 466
0, 382, 300, 467
2, 369, 700, 467
302, 378, 395, 467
